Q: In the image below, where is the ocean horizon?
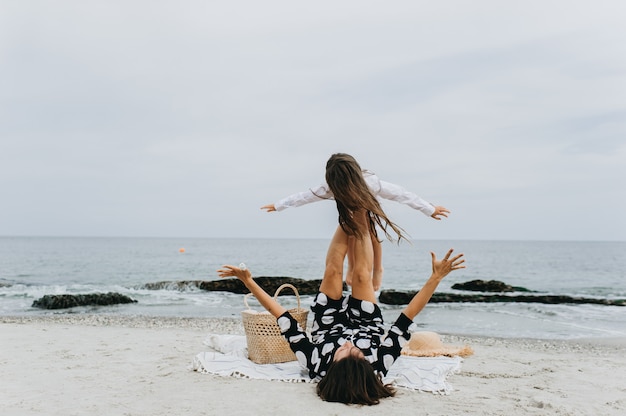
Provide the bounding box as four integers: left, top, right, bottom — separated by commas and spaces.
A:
1, 236, 625, 340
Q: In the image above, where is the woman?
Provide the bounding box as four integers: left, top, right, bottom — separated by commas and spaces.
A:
217, 228, 465, 405
261, 153, 450, 290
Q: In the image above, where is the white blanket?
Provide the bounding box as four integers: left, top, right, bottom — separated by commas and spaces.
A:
192, 334, 462, 394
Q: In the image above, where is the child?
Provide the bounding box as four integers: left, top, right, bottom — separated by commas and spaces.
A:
261, 153, 449, 290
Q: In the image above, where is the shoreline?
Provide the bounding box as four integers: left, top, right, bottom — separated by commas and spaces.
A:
2, 315, 625, 415
3, 314, 625, 346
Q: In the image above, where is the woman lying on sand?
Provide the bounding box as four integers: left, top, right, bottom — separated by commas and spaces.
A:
218, 221, 464, 405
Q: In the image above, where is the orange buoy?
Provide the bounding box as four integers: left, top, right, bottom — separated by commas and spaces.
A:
179, 248, 185, 253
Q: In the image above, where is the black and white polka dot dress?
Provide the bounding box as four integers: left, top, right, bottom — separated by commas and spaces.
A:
278, 292, 412, 379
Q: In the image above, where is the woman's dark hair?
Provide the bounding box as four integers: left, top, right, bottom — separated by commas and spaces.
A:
325, 153, 407, 242
316, 355, 396, 405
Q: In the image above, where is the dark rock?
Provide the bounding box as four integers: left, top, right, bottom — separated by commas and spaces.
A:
378, 290, 415, 305
140, 277, 339, 296
139, 276, 625, 307
451, 279, 531, 292
378, 290, 626, 306
32, 292, 138, 310
200, 276, 332, 296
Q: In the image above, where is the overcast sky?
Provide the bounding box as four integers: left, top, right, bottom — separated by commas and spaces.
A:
1, 1, 625, 241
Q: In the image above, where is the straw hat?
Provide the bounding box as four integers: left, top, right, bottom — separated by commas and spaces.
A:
401, 331, 473, 358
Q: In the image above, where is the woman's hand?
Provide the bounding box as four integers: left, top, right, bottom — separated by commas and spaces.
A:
401, 249, 466, 320
260, 204, 276, 212
431, 249, 465, 281
430, 206, 450, 220
217, 265, 253, 282
218, 264, 287, 318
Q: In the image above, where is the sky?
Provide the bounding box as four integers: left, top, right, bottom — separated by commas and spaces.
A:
1, 0, 625, 241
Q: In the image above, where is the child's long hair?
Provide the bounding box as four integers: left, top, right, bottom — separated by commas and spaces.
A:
325, 153, 407, 242
316, 355, 396, 405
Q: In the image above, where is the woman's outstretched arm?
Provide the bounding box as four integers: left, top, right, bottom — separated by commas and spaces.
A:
217, 265, 287, 318
401, 249, 465, 320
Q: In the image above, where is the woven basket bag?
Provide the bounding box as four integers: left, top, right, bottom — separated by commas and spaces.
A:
241, 283, 309, 364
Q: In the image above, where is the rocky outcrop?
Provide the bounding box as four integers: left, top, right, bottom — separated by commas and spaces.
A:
378, 290, 626, 306
32, 292, 138, 310
138, 277, 625, 307
451, 279, 531, 292
140, 277, 342, 296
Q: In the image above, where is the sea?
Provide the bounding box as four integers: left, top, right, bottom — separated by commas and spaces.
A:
1, 237, 625, 340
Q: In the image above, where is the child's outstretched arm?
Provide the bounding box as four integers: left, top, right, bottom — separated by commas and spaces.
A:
374, 177, 450, 220
401, 249, 465, 320
217, 265, 287, 318
261, 184, 333, 213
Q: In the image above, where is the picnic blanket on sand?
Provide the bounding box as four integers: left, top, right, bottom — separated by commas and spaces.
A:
192, 334, 463, 394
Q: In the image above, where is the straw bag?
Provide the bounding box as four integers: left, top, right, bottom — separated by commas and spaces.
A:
241, 283, 309, 364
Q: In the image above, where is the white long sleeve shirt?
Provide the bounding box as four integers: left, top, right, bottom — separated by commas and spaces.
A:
274, 171, 436, 217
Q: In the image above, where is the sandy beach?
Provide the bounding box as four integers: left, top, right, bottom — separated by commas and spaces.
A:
1, 315, 624, 416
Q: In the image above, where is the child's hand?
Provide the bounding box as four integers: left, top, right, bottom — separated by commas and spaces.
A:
260, 204, 276, 212
431, 206, 450, 220
217, 265, 253, 282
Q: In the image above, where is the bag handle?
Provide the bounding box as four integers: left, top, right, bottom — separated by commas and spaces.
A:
243, 283, 301, 310
273, 283, 301, 308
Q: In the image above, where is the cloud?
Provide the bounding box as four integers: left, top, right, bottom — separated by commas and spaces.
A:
0, 1, 625, 240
